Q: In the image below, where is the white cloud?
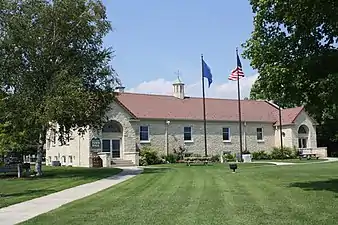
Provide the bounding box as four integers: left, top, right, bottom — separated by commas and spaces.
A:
127, 74, 259, 99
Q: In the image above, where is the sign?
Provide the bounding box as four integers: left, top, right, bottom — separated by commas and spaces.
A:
91, 137, 101, 150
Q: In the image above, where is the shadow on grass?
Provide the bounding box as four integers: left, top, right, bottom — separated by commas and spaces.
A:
289, 179, 338, 194
1, 189, 56, 198
36, 167, 122, 180
0, 167, 122, 181
142, 167, 173, 174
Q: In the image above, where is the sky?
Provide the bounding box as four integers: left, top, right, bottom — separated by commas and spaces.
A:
102, 0, 258, 99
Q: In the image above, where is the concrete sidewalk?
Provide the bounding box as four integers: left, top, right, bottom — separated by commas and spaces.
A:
0, 167, 143, 225
253, 157, 338, 166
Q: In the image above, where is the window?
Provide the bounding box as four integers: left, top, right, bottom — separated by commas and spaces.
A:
54, 156, 58, 161
62, 156, 66, 163
48, 156, 52, 163
256, 128, 263, 141
102, 140, 111, 152
184, 127, 192, 141
102, 121, 122, 133
222, 127, 230, 141
140, 126, 149, 142
298, 125, 307, 134
69, 156, 73, 164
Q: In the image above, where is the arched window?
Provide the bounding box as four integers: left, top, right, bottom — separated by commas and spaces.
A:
102, 121, 122, 133
298, 125, 308, 134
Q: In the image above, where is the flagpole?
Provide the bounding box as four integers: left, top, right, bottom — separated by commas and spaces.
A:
201, 54, 208, 157
236, 48, 243, 162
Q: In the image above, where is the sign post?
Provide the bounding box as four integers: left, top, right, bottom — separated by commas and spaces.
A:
90, 137, 101, 151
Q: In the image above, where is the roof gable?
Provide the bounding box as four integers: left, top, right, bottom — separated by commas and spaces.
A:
272, 106, 305, 126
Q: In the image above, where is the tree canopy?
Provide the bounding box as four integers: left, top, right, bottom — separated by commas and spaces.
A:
243, 0, 338, 124
0, 0, 119, 174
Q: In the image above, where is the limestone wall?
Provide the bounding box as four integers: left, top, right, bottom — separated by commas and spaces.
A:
138, 119, 276, 156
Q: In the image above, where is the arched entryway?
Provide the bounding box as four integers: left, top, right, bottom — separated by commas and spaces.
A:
298, 125, 309, 149
101, 120, 123, 158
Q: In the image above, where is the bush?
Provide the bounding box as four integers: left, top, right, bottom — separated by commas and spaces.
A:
252, 150, 271, 160
270, 147, 295, 159
223, 153, 235, 162
139, 147, 161, 166
173, 146, 187, 160
210, 154, 220, 162
292, 146, 300, 157
165, 153, 179, 163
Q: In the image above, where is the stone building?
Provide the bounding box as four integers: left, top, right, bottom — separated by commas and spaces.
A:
45, 77, 327, 167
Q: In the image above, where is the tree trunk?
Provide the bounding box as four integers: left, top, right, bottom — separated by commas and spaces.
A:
35, 126, 47, 176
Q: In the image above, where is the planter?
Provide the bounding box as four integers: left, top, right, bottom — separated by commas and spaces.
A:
242, 154, 252, 163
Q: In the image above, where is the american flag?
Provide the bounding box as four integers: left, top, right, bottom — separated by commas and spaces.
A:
228, 51, 245, 81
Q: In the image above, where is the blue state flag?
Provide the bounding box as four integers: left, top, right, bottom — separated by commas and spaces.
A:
202, 59, 213, 87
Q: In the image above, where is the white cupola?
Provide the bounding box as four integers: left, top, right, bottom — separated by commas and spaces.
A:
173, 75, 185, 99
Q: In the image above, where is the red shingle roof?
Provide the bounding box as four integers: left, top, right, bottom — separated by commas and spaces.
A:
274, 106, 304, 126
116, 92, 304, 124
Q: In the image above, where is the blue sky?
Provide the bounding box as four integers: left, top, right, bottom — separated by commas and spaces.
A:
102, 0, 257, 99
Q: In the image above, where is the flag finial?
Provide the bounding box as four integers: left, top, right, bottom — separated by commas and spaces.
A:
175, 69, 181, 79
174, 70, 183, 84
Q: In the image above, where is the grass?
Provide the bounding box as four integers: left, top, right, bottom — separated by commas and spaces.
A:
21, 162, 338, 225
257, 158, 328, 163
0, 166, 122, 208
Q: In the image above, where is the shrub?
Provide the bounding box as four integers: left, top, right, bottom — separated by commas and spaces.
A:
223, 153, 235, 162
165, 153, 179, 163
210, 154, 220, 162
139, 147, 161, 165
292, 146, 300, 158
252, 150, 271, 160
270, 147, 295, 159
173, 145, 187, 160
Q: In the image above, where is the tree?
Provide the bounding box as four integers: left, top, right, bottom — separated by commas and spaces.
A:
243, 0, 338, 145
249, 78, 266, 100
243, 0, 338, 124
249, 79, 298, 109
0, 0, 119, 175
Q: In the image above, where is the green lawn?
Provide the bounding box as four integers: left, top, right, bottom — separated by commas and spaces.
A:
21, 162, 338, 225
0, 166, 122, 208
259, 158, 328, 163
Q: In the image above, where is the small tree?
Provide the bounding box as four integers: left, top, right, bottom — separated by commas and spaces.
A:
0, 0, 118, 175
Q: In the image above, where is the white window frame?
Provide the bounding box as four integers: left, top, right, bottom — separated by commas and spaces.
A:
183, 126, 193, 142
140, 125, 150, 143
256, 127, 264, 141
222, 127, 231, 142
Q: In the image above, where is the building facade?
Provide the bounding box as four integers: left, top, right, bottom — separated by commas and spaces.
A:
45, 78, 327, 167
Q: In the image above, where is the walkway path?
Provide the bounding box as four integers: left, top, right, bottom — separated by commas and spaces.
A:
0, 167, 143, 225
255, 157, 338, 166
